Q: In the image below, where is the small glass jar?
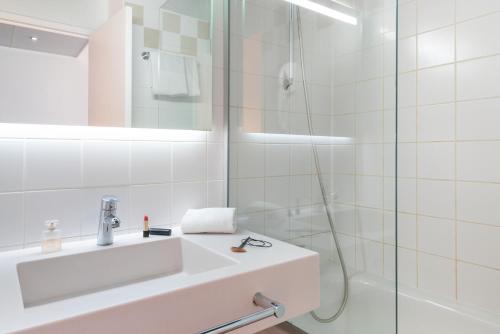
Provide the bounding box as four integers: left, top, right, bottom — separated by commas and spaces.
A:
41, 220, 62, 253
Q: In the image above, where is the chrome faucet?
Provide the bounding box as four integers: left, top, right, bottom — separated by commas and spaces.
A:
97, 195, 121, 246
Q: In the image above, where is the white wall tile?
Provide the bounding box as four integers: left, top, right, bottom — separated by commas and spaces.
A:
397, 212, 417, 249
399, 72, 417, 107
384, 143, 396, 177
418, 26, 455, 68
356, 79, 383, 113
25, 140, 81, 190
457, 55, 500, 100
384, 241, 397, 282
457, 99, 500, 140
237, 143, 265, 178
417, 103, 455, 142
356, 176, 383, 209
458, 222, 500, 269
399, 36, 417, 72
398, 248, 418, 287
130, 184, 170, 228
418, 253, 456, 299
417, 142, 455, 180
0, 193, 23, 247
383, 210, 396, 245
362, 11, 384, 48
24, 190, 83, 243
394, 143, 417, 177
333, 203, 355, 236
265, 176, 289, 210
329, 175, 355, 205
418, 64, 455, 105
265, 209, 290, 240
384, 77, 397, 110
398, 1, 417, 38
360, 46, 383, 80
384, 177, 396, 211
356, 111, 384, 143
207, 143, 224, 180
417, 179, 455, 219
417, 0, 454, 33
333, 114, 355, 138
265, 144, 290, 177
290, 144, 312, 175
172, 142, 206, 182
457, 12, 500, 61
398, 107, 417, 142
237, 178, 265, 214
335, 53, 359, 85
457, 182, 500, 226
333, 84, 356, 115
457, 142, 500, 183
207, 180, 225, 207
356, 207, 384, 242
418, 216, 455, 258
0, 140, 23, 192
356, 239, 384, 276
456, 0, 500, 22
131, 141, 171, 184
171, 182, 206, 223
398, 178, 417, 214
290, 175, 312, 208
458, 262, 500, 312
356, 144, 383, 176
83, 141, 130, 187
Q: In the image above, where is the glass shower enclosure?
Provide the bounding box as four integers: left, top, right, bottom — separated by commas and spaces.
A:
228, 0, 397, 333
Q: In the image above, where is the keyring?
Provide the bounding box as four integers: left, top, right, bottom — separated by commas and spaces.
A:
241, 237, 272, 248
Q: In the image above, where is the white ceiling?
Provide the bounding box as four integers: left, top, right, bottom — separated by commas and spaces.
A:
0, 22, 88, 57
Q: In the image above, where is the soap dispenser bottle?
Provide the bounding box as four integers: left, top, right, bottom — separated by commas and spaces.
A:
41, 220, 62, 253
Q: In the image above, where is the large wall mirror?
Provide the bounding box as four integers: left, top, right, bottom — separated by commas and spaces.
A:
0, 0, 213, 130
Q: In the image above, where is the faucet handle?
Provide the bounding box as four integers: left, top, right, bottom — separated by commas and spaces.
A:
101, 195, 119, 211
109, 216, 121, 228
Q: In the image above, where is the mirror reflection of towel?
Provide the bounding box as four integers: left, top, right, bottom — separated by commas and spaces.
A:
151, 52, 188, 96
184, 57, 200, 97
150, 51, 200, 97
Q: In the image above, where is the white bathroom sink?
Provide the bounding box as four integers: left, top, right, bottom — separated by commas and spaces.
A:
17, 238, 235, 307
0, 228, 319, 334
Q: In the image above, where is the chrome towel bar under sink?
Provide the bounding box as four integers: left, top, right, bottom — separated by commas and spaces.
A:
199, 293, 285, 334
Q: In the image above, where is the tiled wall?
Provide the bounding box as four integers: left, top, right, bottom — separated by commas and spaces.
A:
398, 0, 500, 315
0, 0, 225, 252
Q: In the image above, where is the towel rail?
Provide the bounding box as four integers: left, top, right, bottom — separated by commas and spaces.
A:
198, 293, 285, 334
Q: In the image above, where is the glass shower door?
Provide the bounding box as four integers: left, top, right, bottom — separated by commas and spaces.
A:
228, 1, 397, 333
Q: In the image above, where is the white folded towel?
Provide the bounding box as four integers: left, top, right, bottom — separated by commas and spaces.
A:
151, 51, 188, 96
184, 56, 201, 97
181, 208, 237, 234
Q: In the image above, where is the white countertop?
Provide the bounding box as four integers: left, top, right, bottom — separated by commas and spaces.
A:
0, 227, 318, 334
